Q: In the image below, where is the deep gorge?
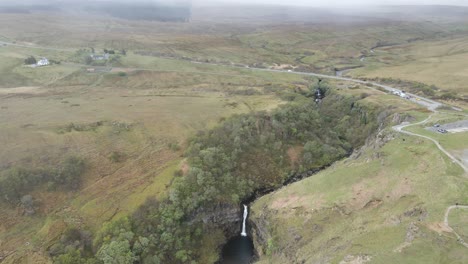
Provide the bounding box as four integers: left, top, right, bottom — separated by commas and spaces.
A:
52, 89, 388, 263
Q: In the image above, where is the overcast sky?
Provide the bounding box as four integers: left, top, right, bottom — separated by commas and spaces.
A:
1, 0, 468, 7
195, 0, 468, 6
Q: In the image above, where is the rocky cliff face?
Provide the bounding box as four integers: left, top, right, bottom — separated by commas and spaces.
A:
249, 207, 271, 258
247, 112, 397, 261
189, 203, 242, 236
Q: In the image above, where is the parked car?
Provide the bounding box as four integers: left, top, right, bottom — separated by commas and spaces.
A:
434, 124, 440, 127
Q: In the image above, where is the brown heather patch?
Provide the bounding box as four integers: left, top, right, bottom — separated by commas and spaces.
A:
287, 145, 303, 168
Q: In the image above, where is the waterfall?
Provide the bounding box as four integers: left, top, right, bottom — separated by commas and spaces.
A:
241, 204, 248, 237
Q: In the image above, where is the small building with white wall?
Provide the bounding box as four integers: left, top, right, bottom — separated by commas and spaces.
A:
37, 58, 49, 66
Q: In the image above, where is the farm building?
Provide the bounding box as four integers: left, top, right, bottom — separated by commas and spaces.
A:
90, 53, 110, 61
37, 58, 49, 66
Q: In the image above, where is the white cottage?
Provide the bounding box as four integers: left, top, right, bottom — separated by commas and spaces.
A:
90, 53, 110, 61
37, 58, 50, 66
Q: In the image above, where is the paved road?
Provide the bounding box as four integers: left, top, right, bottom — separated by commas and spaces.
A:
4, 39, 467, 248
387, 88, 467, 248
188, 62, 444, 111
0, 40, 445, 111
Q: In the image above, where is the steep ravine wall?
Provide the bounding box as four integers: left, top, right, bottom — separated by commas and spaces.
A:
247, 112, 400, 260
189, 203, 242, 237
249, 210, 271, 259
205, 101, 392, 262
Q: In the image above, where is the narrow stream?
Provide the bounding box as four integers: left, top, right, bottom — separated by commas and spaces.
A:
220, 205, 254, 264
219, 163, 340, 263
218, 149, 355, 262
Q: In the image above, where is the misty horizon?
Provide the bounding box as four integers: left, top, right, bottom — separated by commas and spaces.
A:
1, 0, 468, 7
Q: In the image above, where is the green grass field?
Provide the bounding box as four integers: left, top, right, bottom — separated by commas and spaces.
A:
252, 105, 468, 263
0, 5, 467, 263
0, 37, 297, 263
351, 36, 468, 106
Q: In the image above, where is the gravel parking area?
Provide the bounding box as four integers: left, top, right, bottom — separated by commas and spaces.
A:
426, 120, 468, 134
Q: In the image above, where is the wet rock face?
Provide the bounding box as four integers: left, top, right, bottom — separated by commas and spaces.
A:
248, 208, 271, 257
392, 113, 415, 125
189, 203, 242, 236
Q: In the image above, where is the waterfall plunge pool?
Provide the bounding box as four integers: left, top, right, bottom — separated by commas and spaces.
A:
220, 236, 254, 264
220, 204, 254, 264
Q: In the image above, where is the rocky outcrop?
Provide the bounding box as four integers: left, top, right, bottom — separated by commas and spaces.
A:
249, 207, 271, 258
189, 203, 242, 236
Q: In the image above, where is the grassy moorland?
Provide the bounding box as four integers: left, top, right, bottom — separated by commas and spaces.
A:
0, 43, 293, 263
0, 3, 467, 264
351, 36, 468, 106
403, 112, 468, 169
251, 97, 468, 264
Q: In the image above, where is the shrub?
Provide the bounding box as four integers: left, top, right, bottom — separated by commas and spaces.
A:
0, 156, 86, 203
54, 157, 86, 190
53, 249, 92, 264
360, 92, 370, 99
84, 56, 93, 65
438, 92, 459, 100
97, 240, 135, 264
168, 142, 181, 151
109, 151, 125, 163
50, 227, 95, 263
24, 56, 37, 65
125, 92, 384, 263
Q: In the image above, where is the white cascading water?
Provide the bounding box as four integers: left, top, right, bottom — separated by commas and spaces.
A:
241, 204, 248, 237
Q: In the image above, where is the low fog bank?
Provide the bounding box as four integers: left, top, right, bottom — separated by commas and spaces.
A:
0, 0, 192, 22
191, 4, 468, 24
1, 0, 468, 24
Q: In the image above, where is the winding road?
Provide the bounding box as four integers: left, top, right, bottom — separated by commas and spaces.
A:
391, 113, 468, 248
392, 116, 468, 173
386, 89, 467, 248
0, 40, 451, 111
3, 40, 467, 246
444, 205, 468, 248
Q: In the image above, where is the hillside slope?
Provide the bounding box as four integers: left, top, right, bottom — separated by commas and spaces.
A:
250, 108, 468, 263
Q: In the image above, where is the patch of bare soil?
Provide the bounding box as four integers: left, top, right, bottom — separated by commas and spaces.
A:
2, 250, 50, 264
269, 63, 296, 70
270, 195, 306, 210
110, 67, 137, 73
350, 181, 375, 209
340, 254, 372, 264
287, 146, 303, 168
181, 159, 190, 176
389, 177, 413, 200
0, 86, 42, 95
270, 194, 323, 211
462, 150, 468, 167
394, 222, 420, 252
363, 199, 383, 209
427, 222, 453, 234
452, 149, 468, 168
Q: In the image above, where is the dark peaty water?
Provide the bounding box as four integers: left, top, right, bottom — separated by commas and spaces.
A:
220, 235, 254, 264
